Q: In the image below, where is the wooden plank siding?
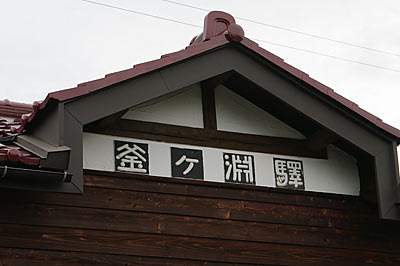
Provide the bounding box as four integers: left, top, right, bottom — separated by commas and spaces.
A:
0, 170, 399, 265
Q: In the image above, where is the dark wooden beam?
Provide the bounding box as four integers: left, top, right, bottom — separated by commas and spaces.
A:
306, 128, 339, 152
85, 119, 327, 159
200, 84, 217, 130
201, 71, 234, 130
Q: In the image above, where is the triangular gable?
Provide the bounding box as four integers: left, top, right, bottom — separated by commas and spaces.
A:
16, 17, 400, 139
3, 11, 399, 220
120, 82, 305, 139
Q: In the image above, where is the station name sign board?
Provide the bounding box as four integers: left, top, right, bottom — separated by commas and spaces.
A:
83, 133, 360, 195
114, 139, 305, 190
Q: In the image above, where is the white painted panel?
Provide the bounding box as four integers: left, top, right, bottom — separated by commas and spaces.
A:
83, 132, 360, 196
83, 133, 115, 171
122, 83, 203, 128
254, 155, 276, 188
304, 146, 360, 195
148, 143, 171, 177
215, 85, 305, 139
203, 148, 225, 183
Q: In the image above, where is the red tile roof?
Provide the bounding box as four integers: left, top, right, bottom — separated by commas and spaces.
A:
0, 99, 33, 119
10, 11, 400, 139
0, 118, 20, 137
0, 142, 40, 166
0, 118, 40, 166
0, 101, 40, 166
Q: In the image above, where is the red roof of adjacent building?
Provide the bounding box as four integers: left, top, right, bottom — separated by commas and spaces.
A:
0, 140, 40, 166
6, 11, 400, 140
0, 100, 40, 166
0, 99, 33, 119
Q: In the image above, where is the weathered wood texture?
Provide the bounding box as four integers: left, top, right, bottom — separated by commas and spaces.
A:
0, 170, 399, 265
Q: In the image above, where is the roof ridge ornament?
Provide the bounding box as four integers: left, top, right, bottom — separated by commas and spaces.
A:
190, 11, 244, 45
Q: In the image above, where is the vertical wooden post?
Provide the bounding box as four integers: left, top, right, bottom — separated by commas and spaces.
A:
201, 84, 217, 130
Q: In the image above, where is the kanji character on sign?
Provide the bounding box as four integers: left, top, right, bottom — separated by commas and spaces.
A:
273, 158, 305, 190
171, 147, 204, 180
114, 141, 149, 174
274, 159, 288, 187
287, 161, 304, 188
175, 155, 199, 175
224, 153, 255, 185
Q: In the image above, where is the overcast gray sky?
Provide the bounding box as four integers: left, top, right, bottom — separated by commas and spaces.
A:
1, 0, 399, 134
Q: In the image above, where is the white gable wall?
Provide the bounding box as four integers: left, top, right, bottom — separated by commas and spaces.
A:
122, 83, 204, 128
215, 85, 305, 139
122, 83, 306, 140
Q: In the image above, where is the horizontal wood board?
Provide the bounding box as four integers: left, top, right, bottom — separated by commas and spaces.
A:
0, 170, 399, 265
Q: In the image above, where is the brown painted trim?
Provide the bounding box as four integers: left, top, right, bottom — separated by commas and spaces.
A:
200, 71, 234, 130
201, 83, 217, 130
15, 135, 71, 170
86, 119, 327, 159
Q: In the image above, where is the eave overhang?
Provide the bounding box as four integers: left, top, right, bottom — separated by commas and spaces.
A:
3, 11, 399, 220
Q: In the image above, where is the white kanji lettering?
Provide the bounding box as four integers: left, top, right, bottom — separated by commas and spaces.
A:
275, 159, 288, 187
175, 155, 199, 175
287, 161, 303, 188
116, 143, 147, 173
225, 154, 254, 183
224, 154, 233, 180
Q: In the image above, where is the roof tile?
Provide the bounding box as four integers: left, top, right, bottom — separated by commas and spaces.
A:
0, 99, 33, 119
0, 118, 40, 166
